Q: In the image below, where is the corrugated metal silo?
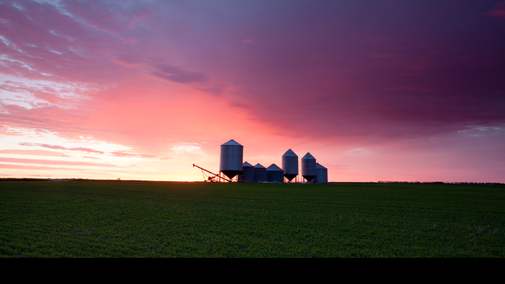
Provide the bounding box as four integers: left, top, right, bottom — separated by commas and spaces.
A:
282, 149, 298, 182
301, 152, 316, 182
267, 164, 284, 183
241, 161, 255, 182
316, 163, 328, 184
254, 163, 267, 182
220, 139, 243, 180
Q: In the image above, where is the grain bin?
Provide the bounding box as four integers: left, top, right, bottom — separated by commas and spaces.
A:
316, 163, 328, 184
240, 161, 255, 182
254, 163, 267, 182
267, 164, 284, 183
301, 152, 316, 182
219, 139, 243, 180
282, 149, 298, 182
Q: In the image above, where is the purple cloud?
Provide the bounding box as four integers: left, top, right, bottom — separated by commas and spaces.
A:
486, 1, 505, 18
151, 64, 208, 83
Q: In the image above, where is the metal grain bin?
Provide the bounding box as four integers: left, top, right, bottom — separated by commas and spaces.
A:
267, 164, 284, 183
282, 149, 298, 182
254, 163, 267, 182
240, 161, 255, 182
316, 163, 328, 184
301, 152, 316, 182
219, 139, 243, 179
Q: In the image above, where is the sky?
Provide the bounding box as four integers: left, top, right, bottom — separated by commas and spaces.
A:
1, 0, 504, 182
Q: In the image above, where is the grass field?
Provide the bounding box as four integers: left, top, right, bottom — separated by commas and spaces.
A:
1, 180, 504, 257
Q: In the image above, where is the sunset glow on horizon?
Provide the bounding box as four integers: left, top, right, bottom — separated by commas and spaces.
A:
1, 0, 505, 182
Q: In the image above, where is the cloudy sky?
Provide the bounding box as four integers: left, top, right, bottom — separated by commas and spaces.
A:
1, 0, 504, 182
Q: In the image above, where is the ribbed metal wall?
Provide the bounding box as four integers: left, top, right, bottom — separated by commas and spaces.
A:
316, 163, 328, 184
254, 163, 267, 182
267, 164, 284, 183
241, 161, 255, 182
219, 139, 243, 179
301, 152, 316, 182
282, 149, 298, 182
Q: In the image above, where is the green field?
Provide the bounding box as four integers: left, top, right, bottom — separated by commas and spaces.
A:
1, 180, 504, 257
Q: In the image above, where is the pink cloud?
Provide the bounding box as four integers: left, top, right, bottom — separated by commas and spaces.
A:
0, 163, 85, 171
0, 157, 120, 167
68, 147, 104, 154
0, 82, 73, 108
0, 125, 24, 136
19, 142, 66, 150
83, 156, 100, 160
32, 92, 69, 106
114, 56, 141, 67
110, 151, 155, 158
19, 142, 104, 154
0, 149, 69, 157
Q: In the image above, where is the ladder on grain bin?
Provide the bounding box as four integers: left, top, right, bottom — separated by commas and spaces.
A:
193, 164, 232, 182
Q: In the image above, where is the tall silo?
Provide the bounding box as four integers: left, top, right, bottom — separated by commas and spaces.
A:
267, 164, 284, 183
220, 139, 243, 180
282, 149, 298, 182
241, 161, 255, 183
301, 152, 316, 183
316, 163, 328, 184
254, 163, 267, 182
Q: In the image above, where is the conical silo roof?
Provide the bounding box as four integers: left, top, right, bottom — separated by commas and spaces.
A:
221, 139, 243, 146
243, 161, 253, 167
302, 152, 315, 160
254, 163, 265, 168
316, 163, 326, 169
282, 149, 298, 157
267, 164, 283, 171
